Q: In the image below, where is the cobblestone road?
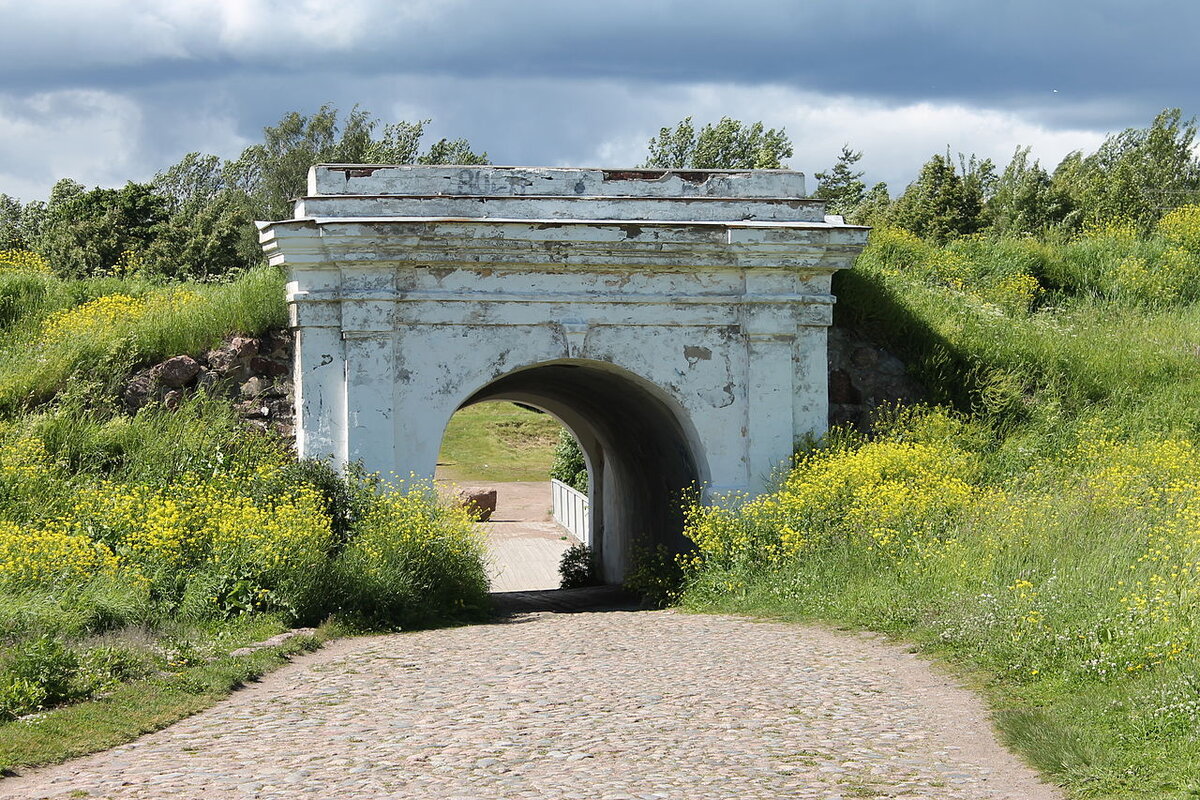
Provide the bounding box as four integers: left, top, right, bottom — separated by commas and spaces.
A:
1, 611, 1061, 799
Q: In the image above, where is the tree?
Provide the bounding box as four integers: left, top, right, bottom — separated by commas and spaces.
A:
35, 180, 168, 278
852, 182, 892, 227
549, 429, 588, 493
22, 105, 489, 280
144, 153, 262, 280
418, 137, 489, 166
225, 105, 488, 220
814, 145, 866, 216
1051, 108, 1200, 230
644, 116, 793, 169
154, 152, 226, 217
888, 153, 986, 243
986, 146, 1071, 236
145, 188, 260, 281
0, 194, 25, 250
146, 107, 489, 279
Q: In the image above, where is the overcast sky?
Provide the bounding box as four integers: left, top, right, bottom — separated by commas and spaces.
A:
1, 0, 1197, 203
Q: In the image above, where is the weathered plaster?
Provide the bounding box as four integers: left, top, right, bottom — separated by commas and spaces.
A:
259, 165, 867, 580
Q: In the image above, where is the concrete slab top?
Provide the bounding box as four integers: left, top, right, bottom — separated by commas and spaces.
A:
309, 164, 809, 199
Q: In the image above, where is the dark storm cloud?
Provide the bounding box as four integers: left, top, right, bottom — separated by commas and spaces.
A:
0, 0, 1195, 200
3, 0, 1196, 122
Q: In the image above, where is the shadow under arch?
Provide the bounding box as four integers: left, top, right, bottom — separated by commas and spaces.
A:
457, 359, 706, 583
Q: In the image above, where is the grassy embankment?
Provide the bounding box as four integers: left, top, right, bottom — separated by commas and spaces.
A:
680, 211, 1200, 799
0, 256, 490, 772
437, 402, 562, 483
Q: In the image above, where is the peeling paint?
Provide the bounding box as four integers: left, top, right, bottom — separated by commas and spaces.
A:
269, 165, 866, 517
683, 345, 713, 366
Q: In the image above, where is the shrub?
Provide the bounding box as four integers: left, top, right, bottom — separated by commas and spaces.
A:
335, 481, 490, 628
558, 544, 599, 589
549, 428, 588, 492
0, 636, 81, 717
623, 543, 684, 608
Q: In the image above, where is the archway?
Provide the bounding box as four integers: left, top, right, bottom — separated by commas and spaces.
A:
458, 359, 703, 582
259, 164, 867, 589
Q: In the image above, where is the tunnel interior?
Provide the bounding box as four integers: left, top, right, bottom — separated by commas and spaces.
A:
460, 360, 703, 582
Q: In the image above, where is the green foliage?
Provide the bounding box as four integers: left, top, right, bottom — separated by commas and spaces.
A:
0, 194, 25, 250
334, 481, 490, 628
549, 428, 588, 492
887, 153, 993, 243
259, 459, 373, 552
34, 181, 168, 279
225, 105, 488, 220
419, 137, 490, 166
851, 181, 892, 227
558, 544, 599, 589
146, 187, 260, 281
1053, 108, 1200, 232
0, 267, 492, 732
0, 104, 488, 283
644, 116, 793, 169
684, 212, 1200, 796
814, 145, 866, 216
623, 543, 684, 608
986, 146, 1071, 236
0, 264, 286, 413
0, 622, 324, 772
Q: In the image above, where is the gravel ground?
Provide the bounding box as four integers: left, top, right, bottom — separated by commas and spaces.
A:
1, 610, 1062, 800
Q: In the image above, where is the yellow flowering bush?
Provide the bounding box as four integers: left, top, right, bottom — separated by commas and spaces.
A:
0, 521, 118, 587
981, 271, 1042, 314
38, 288, 202, 346
337, 481, 489, 626
1156, 204, 1200, 251
39, 294, 148, 344
0, 419, 489, 626
0, 249, 51, 273
686, 424, 980, 570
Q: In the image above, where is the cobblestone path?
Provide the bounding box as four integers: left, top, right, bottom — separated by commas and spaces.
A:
2, 611, 1061, 799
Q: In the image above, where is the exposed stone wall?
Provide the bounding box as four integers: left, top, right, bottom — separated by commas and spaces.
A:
122, 323, 917, 445
827, 325, 924, 429
122, 330, 295, 439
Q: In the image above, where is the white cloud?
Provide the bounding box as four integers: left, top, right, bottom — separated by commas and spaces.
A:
0, 74, 1118, 203
0, 0, 453, 71
0, 90, 144, 198
0, 89, 254, 200
584, 83, 1110, 192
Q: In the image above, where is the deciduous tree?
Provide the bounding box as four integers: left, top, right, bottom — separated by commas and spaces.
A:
644, 116, 793, 170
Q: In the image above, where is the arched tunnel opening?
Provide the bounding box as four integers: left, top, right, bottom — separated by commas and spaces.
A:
459, 360, 704, 583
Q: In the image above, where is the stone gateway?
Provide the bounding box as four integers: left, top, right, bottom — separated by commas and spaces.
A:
258, 165, 867, 580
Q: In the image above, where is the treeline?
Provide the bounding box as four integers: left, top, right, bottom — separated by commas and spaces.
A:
816, 108, 1200, 241
0, 106, 486, 281
3, 106, 1198, 282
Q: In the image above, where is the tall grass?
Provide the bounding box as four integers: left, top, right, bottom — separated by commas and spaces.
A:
682, 208, 1200, 798
0, 265, 286, 412
0, 259, 490, 735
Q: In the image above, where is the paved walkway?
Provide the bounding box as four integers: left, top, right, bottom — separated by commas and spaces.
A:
445, 480, 577, 592
2, 611, 1061, 800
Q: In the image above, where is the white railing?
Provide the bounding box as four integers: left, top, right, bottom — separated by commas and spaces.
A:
551, 479, 591, 545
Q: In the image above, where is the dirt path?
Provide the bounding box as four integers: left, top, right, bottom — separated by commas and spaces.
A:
2, 611, 1062, 800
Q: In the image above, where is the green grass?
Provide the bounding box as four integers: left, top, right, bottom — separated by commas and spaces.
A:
0, 265, 286, 413
0, 621, 333, 773
0, 262, 493, 766
437, 401, 563, 482
678, 220, 1200, 799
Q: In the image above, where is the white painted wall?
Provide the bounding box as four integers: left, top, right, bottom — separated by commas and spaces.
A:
260, 165, 867, 580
